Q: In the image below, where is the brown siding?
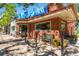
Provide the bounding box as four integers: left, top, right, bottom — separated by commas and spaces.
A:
51, 17, 61, 30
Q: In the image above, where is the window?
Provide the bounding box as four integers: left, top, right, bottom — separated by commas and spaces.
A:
12, 26, 15, 31
35, 22, 50, 30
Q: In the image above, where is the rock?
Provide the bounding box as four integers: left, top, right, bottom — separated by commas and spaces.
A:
45, 46, 52, 51
74, 53, 79, 56
54, 49, 61, 56
26, 50, 35, 56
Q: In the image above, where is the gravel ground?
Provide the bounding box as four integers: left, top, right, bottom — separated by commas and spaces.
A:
1, 34, 79, 56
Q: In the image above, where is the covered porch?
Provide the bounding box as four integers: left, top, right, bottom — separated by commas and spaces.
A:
26, 7, 76, 41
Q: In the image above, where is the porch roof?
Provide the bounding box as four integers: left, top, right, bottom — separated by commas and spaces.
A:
27, 7, 76, 23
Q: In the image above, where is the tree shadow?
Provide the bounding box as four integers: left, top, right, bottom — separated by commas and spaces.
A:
0, 39, 28, 56
0, 38, 59, 56
37, 50, 58, 56
64, 35, 77, 45
0, 39, 23, 44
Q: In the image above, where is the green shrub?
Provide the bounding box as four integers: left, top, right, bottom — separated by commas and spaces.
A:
52, 39, 69, 48
52, 39, 61, 47
76, 32, 79, 37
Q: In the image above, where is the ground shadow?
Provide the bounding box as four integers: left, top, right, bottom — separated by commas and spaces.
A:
0, 39, 23, 44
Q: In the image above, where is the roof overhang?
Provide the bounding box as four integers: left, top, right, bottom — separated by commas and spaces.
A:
27, 8, 76, 23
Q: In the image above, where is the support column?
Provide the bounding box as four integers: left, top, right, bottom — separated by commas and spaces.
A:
28, 23, 35, 39
16, 23, 20, 37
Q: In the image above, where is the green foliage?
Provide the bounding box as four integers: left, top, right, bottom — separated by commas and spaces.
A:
0, 3, 5, 8
52, 39, 61, 47
76, 32, 79, 37
0, 4, 16, 27
0, 3, 35, 28
75, 20, 79, 37
75, 4, 79, 12
75, 4, 79, 36
52, 39, 69, 48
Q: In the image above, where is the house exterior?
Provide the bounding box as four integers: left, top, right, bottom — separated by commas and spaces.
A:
16, 3, 77, 40
3, 19, 16, 36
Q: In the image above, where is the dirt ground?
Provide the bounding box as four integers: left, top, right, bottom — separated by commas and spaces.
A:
0, 34, 79, 56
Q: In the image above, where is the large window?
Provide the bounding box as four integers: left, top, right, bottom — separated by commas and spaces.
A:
35, 22, 50, 30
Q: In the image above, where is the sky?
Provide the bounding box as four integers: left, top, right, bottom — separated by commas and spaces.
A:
0, 7, 5, 18
0, 3, 75, 19
15, 3, 48, 19
0, 3, 48, 19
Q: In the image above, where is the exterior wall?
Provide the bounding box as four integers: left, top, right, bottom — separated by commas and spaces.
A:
10, 20, 16, 36
67, 21, 76, 36
51, 17, 61, 30
27, 17, 68, 39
